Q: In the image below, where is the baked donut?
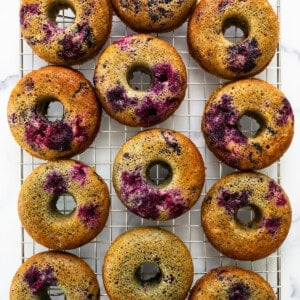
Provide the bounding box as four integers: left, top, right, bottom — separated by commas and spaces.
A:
18, 159, 110, 250
111, 0, 196, 33
188, 0, 279, 79
113, 129, 205, 220
94, 34, 187, 127
103, 227, 193, 300
7, 66, 101, 160
20, 0, 112, 65
10, 251, 99, 299
201, 79, 294, 170
189, 266, 276, 299
201, 172, 291, 260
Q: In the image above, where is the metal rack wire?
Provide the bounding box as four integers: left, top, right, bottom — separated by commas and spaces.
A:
19, 0, 282, 298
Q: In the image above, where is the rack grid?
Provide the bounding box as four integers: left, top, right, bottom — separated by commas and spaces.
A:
19, 0, 282, 298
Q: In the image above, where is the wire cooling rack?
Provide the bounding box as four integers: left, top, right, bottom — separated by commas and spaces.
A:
19, 0, 282, 298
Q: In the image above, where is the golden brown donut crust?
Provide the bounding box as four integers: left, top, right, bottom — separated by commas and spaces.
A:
201, 79, 294, 170
7, 66, 101, 160
94, 34, 187, 127
189, 266, 276, 299
111, 0, 196, 33
18, 159, 110, 250
201, 172, 291, 260
113, 129, 205, 220
10, 251, 100, 299
188, 0, 279, 79
103, 227, 194, 300
20, 0, 112, 65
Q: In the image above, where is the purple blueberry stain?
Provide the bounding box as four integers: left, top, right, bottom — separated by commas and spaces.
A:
57, 22, 95, 61
106, 84, 138, 112
24, 265, 57, 295
218, 0, 233, 12
8, 113, 17, 125
276, 97, 294, 126
227, 38, 262, 73
72, 115, 88, 143
120, 168, 189, 220
43, 171, 67, 194
260, 216, 281, 235
266, 179, 287, 206
218, 188, 251, 216
70, 163, 88, 186
135, 96, 180, 127
20, 3, 40, 29
152, 62, 182, 94
161, 130, 181, 155
41, 21, 63, 44
204, 94, 247, 166
24, 77, 35, 91
25, 110, 88, 151
228, 282, 250, 300
77, 203, 100, 228
114, 35, 134, 51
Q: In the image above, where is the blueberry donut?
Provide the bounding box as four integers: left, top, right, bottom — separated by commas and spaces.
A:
94, 34, 187, 127
113, 129, 205, 220
18, 159, 110, 250
201, 172, 291, 260
188, 0, 279, 79
7, 66, 101, 160
111, 0, 196, 33
201, 79, 294, 170
189, 266, 276, 299
103, 227, 193, 300
10, 251, 99, 299
20, 0, 112, 65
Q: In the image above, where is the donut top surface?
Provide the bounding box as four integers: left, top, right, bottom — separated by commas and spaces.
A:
94, 34, 187, 127
10, 251, 100, 299
18, 159, 110, 250
111, 0, 196, 33
201, 172, 291, 260
189, 266, 276, 299
201, 79, 294, 170
20, 0, 112, 65
103, 227, 194, 300
188, 0, 279, 79
7, 66, 101, 160
113, 129, 205, 220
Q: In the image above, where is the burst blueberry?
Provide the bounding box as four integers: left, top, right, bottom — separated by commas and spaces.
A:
20, 3, 40, 29
77, 203, 100, 228
70, 163, 88, 186
106, 85, 138, 112
266, 179, 287, 206
120, 168, 188, 220
227, 38, 262, 73
24, 265, 57, 294
43, 171, 67, 194
228, 282, 250, 300
276, 97, 294, 126
260, 216, 281, 235
218, 188, 251, 216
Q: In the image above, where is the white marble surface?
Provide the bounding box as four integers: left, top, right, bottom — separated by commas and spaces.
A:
0, 1, 300, 299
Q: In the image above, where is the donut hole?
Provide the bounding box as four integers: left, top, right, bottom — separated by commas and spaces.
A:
135, 262, 162, 286
41, 286, 65, 298
222, 17, 249, 43
36, 98, 64, 123
238, 112, 265, 138
146, 161, 173, 186
235, 205, 262, 228
53, 193, 76, 215
48, 2, 76, 29
127, 65, 153, 91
